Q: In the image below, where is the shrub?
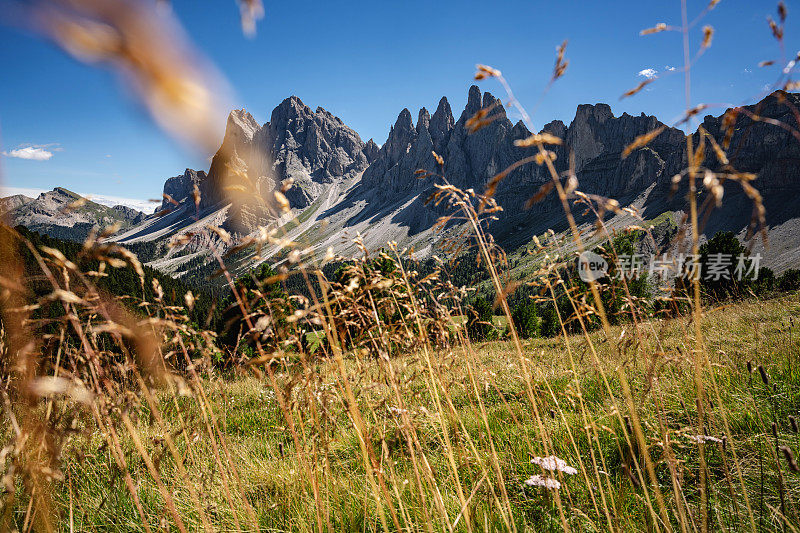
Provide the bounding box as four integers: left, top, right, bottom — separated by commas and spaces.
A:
778, 269, 800, 292
466, 295, 496, 341
696, 231, 754, 302
511, 300, 540, 339
754, 267, 776, 295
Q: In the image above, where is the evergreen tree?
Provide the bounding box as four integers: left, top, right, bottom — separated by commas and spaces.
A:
466, 295, 496, 341
511, 299, 539, 339
697, 231, 754, 301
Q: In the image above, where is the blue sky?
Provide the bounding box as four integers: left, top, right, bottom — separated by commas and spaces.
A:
0, 0, 792, 208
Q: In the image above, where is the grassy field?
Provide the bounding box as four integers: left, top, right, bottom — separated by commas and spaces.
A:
46, 293, 800, 531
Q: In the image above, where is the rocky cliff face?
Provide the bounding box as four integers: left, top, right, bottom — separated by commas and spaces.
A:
151, 87, 800, 233
160, 169, 207, 210
699, 91, 800, 192
262, 98, 369, 206
183, 98, 374, 232
129, 87, 800, 282
358, 85, 691, 219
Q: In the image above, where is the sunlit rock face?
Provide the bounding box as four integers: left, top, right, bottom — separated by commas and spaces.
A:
193, 98, 372, 232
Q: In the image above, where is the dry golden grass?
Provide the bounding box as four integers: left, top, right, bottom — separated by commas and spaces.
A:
8, 294, 798, 531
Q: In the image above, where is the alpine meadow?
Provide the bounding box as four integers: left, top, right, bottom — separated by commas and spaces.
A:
4, 1, 800, 531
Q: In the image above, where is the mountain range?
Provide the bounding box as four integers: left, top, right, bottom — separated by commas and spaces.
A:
1, 187, 146, 242
5, 86, 800, 282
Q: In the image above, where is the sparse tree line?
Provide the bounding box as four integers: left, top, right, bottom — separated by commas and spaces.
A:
218, 229, 800, 355
464, 230, 800, 342
7, 226, 800, 370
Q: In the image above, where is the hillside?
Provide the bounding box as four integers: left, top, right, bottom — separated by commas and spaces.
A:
0, 194, 34, 213
3, 187, 146, 242
38, 291, 800, 531
9, 225, 214, 327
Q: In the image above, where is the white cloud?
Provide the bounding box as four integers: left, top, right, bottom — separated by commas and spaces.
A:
665, 65, 676, 72
743, 68, 752, 74
0, 186, 47, 199
638, 68, 658, 79
2, 146, 54, 161
84, 193, 157, 213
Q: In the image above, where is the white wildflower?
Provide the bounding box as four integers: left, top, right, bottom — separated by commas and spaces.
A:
387, 406, 408, 416
524, 474, 561, 490
260, 388, 276, 402
531, 455, 578, 475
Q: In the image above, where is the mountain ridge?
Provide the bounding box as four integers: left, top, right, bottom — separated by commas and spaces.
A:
2, 187, 146, 242
111, 86, 800, 282
8, 86, 800, 283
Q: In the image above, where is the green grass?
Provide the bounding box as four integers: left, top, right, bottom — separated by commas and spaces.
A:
645, 210, 676, 229
44, 293, 800, 531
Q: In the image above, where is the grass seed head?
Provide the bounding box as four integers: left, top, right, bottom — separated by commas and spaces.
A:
758, 365, 770, 386
781, 446, 799, 471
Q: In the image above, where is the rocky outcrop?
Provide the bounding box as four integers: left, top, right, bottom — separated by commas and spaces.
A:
112, 204, 147, 224
360, 107, 438, 200
203, 109, 262, 210
363, 139, 380, 163
261, 99, 369, 207
358, 85, 692, 219
160, 169, 207, 211
699, 91, 800, 192
342, 86, 800, 257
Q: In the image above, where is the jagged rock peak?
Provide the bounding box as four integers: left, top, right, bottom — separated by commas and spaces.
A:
161, 168, 207, 210
541, 119, 567, 138
315, 106, 345, 125
270, 95, 314, 124
430, 97, 454, 132
364, 139, 380, 163
417, 108, 431, 133
512, 120, 530, 138
395, 108, 414, 130
430, 96, 455, 152
462, 85, 483, 119
573, 103, 614, 124
482, 91, 507, 119
380, 108, 417, 165
227, 109, 260, 141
